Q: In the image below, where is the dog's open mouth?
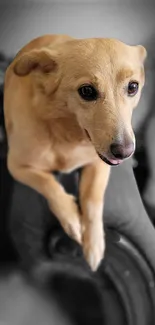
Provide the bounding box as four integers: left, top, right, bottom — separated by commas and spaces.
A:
97, 153, 122, 166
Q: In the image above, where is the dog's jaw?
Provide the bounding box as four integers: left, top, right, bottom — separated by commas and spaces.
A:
97, 153, 122, 166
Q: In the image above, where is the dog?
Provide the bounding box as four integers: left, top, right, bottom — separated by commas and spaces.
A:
4, 34, 146, 271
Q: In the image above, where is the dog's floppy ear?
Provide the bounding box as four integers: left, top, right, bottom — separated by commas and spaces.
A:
13, 48, 58, 76
136, 45, 147, 63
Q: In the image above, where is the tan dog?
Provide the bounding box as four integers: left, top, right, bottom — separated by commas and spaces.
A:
4, 35, 146, 271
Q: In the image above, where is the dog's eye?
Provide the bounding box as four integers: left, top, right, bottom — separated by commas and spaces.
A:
127, 81, 139, 96
78, 85, 98, 101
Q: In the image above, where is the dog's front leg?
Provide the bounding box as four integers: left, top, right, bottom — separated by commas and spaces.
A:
80, 160, 110, 271
8, 154, 82, 244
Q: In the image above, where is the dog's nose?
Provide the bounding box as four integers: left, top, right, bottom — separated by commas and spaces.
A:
110, 142, 134, 159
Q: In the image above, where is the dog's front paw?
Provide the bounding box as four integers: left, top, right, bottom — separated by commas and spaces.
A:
50, 194, 82, 245
82, 223, 105, 272
61, 211, 82, 245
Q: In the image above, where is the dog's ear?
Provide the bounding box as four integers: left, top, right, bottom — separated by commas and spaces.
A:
13, 48, 58, 76
136, 45, 147, 63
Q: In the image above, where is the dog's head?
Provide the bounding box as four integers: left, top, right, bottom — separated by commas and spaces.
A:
13, 38, 147, 166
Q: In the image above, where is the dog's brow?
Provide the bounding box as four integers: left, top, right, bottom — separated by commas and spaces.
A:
116, 68, 135, 82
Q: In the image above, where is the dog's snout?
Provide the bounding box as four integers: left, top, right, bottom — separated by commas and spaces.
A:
110, 142, 134, 159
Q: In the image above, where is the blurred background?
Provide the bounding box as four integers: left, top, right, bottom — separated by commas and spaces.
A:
0, 1, 155, 324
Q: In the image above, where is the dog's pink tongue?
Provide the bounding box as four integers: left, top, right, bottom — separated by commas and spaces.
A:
109, 159, 122, 165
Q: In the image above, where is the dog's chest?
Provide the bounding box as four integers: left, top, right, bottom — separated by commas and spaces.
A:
55, 142, 97, 173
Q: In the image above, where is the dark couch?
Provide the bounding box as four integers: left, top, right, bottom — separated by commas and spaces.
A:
1, 53, 155, 325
